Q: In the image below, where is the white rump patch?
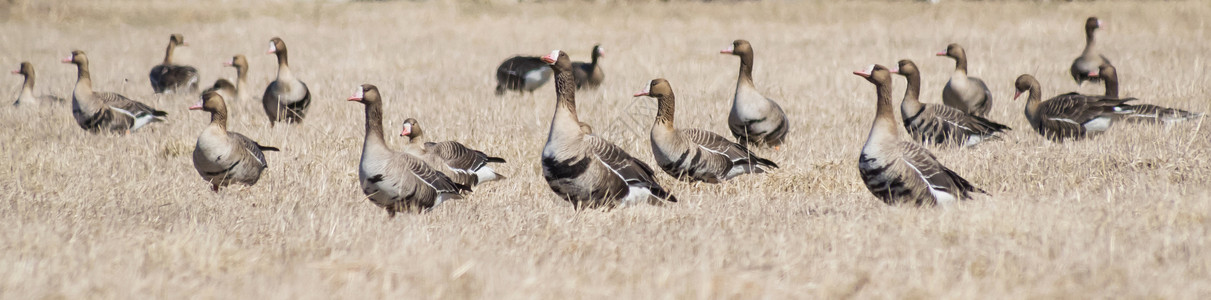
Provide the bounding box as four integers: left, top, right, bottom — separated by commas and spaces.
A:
474, 166, 499, 184
619, 186, 653, 206
1083, 116, 1113, 132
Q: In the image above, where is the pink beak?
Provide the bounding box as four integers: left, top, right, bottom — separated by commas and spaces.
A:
540, 54, 556, 64
400, 127, 411, 137
633, 91, 648, 97
62, 56, 73, 63
1013, 91, 1022, 101
853, 70, 871, 77
10, 70, 19, 74
936, 51, 947, 56
188, 102, 203, 110
348, 96, 362, 101
223, 61, 233, 66
1088, 71, 1099, 77
720, 49, 732, 54
889, 67, 900, 74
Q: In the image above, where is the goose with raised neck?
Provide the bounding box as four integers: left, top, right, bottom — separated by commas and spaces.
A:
1013, 74, 1132, 141
721, 39, 789, 148
399, 117, 507, 187
572, 44, 605, 90
262, 37, 312, 126
1088, 65, 1202, 123
64, 50, 167, 134
1071, 17, 1113, 86
148, 34, 200, 94
938, 43, 994, 117
12, 62, 65, 106
190, 91, 278, 192
494, 55, 551, 95
224, 55, 251, 102
891, 59, 1010, 147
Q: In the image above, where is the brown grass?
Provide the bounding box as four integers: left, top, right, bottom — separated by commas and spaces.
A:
2, 1, 1210, 298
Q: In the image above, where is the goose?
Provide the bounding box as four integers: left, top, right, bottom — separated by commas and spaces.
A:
572, 44, 605, 89
890, 59, 1010, 147
63, 50, 167, 134
12, 62, 65, 106
1071, 17, 1112, 86
223, 55, 252, 102
398, 117, 507, 187
720, 39, 789, 148
854, 64, 983, 206
539, 50, 676, 209
263, 37, 311, 125
633, 78, 778, 183
938, 43, 994, 117
190, 91, 279, 192
349, 84, 469, 216
202, 79, 237, 119
148, 34, 200, 94
1088, 64, 1202, 123
494, 56, 551, 95
1013, 74, 1133, 141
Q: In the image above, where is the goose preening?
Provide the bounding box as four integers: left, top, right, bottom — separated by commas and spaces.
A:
1071, 17, 1112, 86
398, 118, 507, 188
64, 50, 167, 134
223, 55, 252, 102
350, 84, 469, 216
633, 78, 778, 183
148, 34, 200, 94
12, 62, 66, 106
539, 50, 676, 209
1013, 74, 1132, 141
937, 43, 994, 117
1088, 64, 1202, 123
854, 64, 983, 206
263, 37, 311, 126
494, 55, 551, 95
890, 59, 1010, 147
572, 44, 605, 90
190, 91, 279, 192
720, 39, 789, 148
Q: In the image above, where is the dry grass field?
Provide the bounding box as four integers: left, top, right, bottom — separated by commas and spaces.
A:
2, 0, 1210, 298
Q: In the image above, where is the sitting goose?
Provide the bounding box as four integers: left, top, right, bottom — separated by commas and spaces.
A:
399, 118, 507, 187
1013, 74, 1132, 141
633, 78, 778, 183
190, 91, 279, 192
938, 43, 994, 117
148, 34, 200, 94
494, 55, 551, 95
1071, 17, 1112, 86
63, 50, 167, 134
12, 62, 66, 106
720, 39, 789, 148
350, 84, 469, 216
263, 37, 311, 126
223, 55, 252, 102
202, 79, 237, 119
572, 44, 605, 89
890, 59, 1010, 147
1088, 64, 1202, 123
539, 50, 676, 209
854, 64, 983, 206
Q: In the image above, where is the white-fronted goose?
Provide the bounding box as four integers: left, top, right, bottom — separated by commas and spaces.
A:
399, 118, 507, 187
64, 50, 167, 134
1088, 64, 1202, 123
572, 44, 605, 89
148, 34, 200, 94
494, 56, 551, 95
634, 78, 778, 183
12, 62, 65, 106
1013, 74, 1132, 141
349, 84, 469, 216
938, 43, 994, 117
720, 39, 789, 148
202, 79, 237, 119
263, 37, 311, 125
890, 59, 1010, 147
1071, 17, 1112, 86
190, 91, 278, 192
539, 50, 676, 209
223, 55, 252, 102
854, 64, 983, 206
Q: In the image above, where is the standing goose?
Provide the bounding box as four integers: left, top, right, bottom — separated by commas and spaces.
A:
539, 50, 676, 209
572, 44, 605, 89
148, 34, 200, 94
1013, 74, 1133, 141
350, 84, 469, 216
190, 91, 279, 192
1088, 64, 1202, 123
633, 78, 778, 183
223, 55, 252, 102
399, 118, 507, 187
12, 62, 66, 106
1071, 17, 1112, 86
890, 59, 1010, 147
494, 55, 551, 95
854, 64, 983, 206
262, 37, 311, 125
64, 50, 167, 134
938, 43, 994, 117
720, 39, 789, 148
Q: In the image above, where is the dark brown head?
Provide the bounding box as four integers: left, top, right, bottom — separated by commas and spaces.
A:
853, 64, 892, 85
348, 84, 381, 104
936, 43, 966, 60
13, 62, 33, 76
62, 50, 87, 65
889, 59, 919, 77
591, 44, 604, 60
633, 78, 673, 99
1013, 74, 1039, 100
267, 37, 287, 55
190, 91, 227, 113
399, 118, 424, 138
169, 34, 187, 47
1085, 17, 1102, 33
225, 55, 248, 70
1088, 64, 1116, 81
721, 39, 753, 57
540, 50, 573, 73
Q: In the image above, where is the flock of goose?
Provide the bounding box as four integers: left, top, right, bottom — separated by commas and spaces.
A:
8, 16, 1204, 215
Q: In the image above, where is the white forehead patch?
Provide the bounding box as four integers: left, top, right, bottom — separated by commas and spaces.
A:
863, 64, 875, 74
269, 42, 277, 52
597, 47, 605, 55
642, 82, 651, 95
724, 45, 734, 52
353, 86, 364, 99
548, 50, 561, 59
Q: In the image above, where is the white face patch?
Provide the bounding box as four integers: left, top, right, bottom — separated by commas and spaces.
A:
723, 45, 734, 53
402, 123, 412, 136
268, 42, 277, 53
352, 86, 364, 99
641, 83, 651, 95
597, 47, 605, 55
863, 64, 875, 74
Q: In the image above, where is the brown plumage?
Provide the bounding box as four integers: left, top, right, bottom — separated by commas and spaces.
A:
891, 60, 1010, 147
572, 44, 605, 90
634, 78, 777, 183
149, 34, 200, 94
494, 56, 551, 95
1071, 17, 1112, 86
398, 118, 507, 188
1088, 64, 1202, 123
1013, 74, 1132, 141
721, 39, 789, 148
223, 55, 252, 102
12, 62, 66, 106
190, 91, 278, 192
262, 37, 311, 126
202, 79, 237, 119
64, 50, 167, 134
855, 64, 984, 206
938, 43, 994, 117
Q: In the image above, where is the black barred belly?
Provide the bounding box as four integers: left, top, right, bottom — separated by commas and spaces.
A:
858, 153, 913, 205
